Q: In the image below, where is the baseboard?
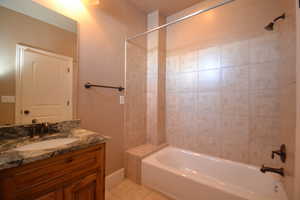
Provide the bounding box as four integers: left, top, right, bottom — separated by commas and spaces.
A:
105, 168, 125, 190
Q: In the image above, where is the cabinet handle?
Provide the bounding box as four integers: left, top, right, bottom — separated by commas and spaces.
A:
24, 110, 30, 115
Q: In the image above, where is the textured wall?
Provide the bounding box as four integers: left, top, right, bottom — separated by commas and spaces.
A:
166, 0, 285, 166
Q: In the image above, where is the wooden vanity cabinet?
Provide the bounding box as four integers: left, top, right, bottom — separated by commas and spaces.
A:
0, 143, 106, 200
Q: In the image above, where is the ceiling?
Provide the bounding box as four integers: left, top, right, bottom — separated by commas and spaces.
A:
127, 0, 205, 16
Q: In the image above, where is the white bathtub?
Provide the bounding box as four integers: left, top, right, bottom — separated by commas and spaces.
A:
142, 146, 288, 200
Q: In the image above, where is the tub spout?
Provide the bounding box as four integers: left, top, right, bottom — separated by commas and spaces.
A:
260, 165, 284, 177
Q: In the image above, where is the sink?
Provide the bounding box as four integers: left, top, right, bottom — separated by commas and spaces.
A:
15, 138, 78, 151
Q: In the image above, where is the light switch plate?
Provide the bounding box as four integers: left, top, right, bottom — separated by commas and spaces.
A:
1, 96, 16, 103
120, 96, 125, 105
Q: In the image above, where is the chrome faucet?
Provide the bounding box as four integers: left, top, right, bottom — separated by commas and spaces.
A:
260, 165, 284, 177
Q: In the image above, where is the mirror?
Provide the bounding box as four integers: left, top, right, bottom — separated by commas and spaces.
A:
0, 0, 78, 126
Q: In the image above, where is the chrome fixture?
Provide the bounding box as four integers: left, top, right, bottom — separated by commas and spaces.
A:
265, 13, 286, 31
261, 165, 285, 177
126, 0, 235, 41
272, 144, 287, 163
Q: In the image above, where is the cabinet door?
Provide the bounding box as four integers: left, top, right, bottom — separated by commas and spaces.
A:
36, 190, 63, 200
64, 174, 99, 200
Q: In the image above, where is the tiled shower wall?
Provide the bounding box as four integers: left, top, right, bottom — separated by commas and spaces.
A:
166, 0, 289, 167
124, 0, 296, 197
124, 37, 147, 150
166, 34, 282, 166
124, 12, 166, 150
146, 11, 166, 146
278, 0, 296, 199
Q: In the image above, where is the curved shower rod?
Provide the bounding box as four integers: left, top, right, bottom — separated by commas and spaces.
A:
126, 0, 235, 41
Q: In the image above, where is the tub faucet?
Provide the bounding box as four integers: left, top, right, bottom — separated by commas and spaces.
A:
260, 165, 284, 177
271, 144, 286, 163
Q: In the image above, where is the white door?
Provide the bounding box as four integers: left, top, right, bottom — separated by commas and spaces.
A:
16, 47, 73, 124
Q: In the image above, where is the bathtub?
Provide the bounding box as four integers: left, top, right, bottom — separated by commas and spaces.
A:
142, 146, 288, 200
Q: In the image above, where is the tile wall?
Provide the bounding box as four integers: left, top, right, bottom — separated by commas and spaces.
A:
166, 1, 297, 198
124, 37, 148, 150
166, 33, 283, 166
278, 0, 296, 199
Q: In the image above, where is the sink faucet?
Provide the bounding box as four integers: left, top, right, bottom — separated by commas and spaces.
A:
41, 122, 49, 134
29, 122, 50, 138
261, 165, 284, 177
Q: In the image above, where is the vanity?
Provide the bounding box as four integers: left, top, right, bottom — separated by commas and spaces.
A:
0, 121, 108, 200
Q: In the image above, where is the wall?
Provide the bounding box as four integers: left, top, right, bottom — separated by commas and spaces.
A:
124, 10, 167, 151
0, 5, 77, 125
166, 0, 281, 169
77, 0, 146, 175
146, 11, 166, 146
295, 0, 300, 198
34, 0, 147, 175
124, 35, 147, 150
166, 0, 296, 198
278, 0, 297, 199
166, 0, 282, 165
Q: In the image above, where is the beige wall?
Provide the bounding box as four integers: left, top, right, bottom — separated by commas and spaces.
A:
146, 11, 166, 146
278, 1, 296, 199
295, 0, 300, 198
77, 1, 146, 175
124, 37, 147, 150
34, 0, 147, 175
166, 0, 296, 198
0, 6, 77, 125
124, 10, 167, 151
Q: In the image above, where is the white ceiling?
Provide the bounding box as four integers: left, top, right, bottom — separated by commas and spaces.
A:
127, 0, 205, 16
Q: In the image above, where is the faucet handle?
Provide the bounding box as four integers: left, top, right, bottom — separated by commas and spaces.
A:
41, 122, 50, 134
271, 144, 286, 163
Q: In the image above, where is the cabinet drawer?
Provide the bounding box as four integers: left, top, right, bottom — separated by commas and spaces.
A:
12, 145, 104, 198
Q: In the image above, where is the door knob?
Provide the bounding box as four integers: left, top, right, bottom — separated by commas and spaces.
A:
24, 110, 30, 115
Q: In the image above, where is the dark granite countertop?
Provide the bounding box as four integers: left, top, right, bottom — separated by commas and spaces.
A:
0, 128, 109, 171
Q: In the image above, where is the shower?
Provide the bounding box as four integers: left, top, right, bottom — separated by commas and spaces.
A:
265, 13, 286, 31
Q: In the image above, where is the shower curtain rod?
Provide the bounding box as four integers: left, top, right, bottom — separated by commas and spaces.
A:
126, 0, 235, 41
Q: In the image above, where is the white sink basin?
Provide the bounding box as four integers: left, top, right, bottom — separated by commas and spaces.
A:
15, 138, 78, 151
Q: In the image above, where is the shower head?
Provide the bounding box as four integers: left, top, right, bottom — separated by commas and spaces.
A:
265, 22, 275, 31
265, 13, 285, 31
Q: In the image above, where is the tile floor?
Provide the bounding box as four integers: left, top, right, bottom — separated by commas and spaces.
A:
106, 179, 173, 200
